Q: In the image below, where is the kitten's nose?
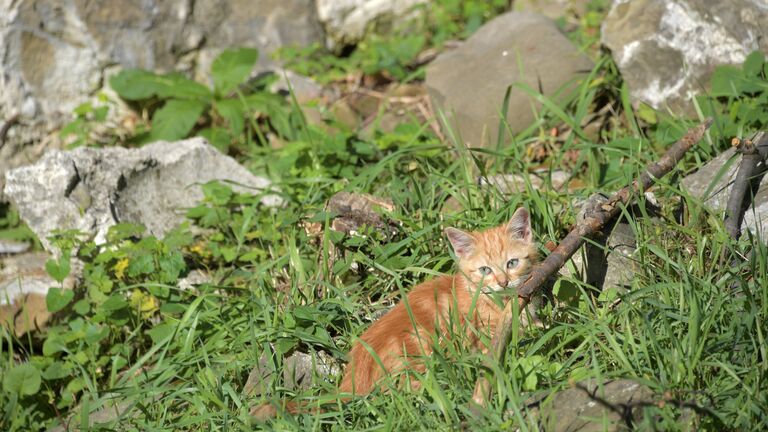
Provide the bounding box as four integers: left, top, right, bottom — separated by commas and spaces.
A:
498, 278, 509, 288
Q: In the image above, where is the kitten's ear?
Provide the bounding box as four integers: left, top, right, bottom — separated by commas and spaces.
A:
507, 207, 532, 243
444, 227, 475, 259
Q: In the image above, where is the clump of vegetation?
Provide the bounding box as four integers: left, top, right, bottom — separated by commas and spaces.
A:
1, 2, 767, 431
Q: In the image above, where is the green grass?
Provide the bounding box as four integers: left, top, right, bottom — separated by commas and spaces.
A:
2, 2, 768, 430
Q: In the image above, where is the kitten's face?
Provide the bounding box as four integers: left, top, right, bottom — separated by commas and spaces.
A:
445, 208, 538, 294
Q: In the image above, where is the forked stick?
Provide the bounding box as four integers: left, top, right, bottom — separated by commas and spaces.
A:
724, 132, 768, 239
471, 118, 713, 408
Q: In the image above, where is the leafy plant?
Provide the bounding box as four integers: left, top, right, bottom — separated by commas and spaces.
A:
109, 48, 298, 152
698, 50, 768, 138
59, 95, 113, 149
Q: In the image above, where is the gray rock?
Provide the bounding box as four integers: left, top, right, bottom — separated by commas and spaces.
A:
4, 138, 280, 252
0, 0, 324, 193
327, 191, 397, 237
425, 12, 594, 147
682, 147, 768, 236
317, 0, 428, 48
587, 222, 638, 292
602, 0, 768, 114
525, 379, 655, 431
177, 269, 212, 292
0, 239, 30, 255
244, 350, 340, 397
480, 170, 570, 194
268, 70, 325, 104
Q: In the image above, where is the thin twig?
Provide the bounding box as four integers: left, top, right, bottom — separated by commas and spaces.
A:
471, 118, 713, 408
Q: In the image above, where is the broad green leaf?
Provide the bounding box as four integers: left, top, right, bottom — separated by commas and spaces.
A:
66, 377, 85, 393
201, 181, 234, 205
73, 299, 90, 315
128, 254, 155, 277
111, 69, 211, 101
743, 50, 765, 77
100, 295, 128, 312
214, 99, 246, 135
159, 303, 187, 314
149, 99, 207, 141
43, 336, 67, 356
637, 103, 658, 125
147, 323, 175, 344
199, 127, 233, 153
112, 355, 128, 370
46, 287, 74, 313
3, 363, 41, 396
163, 225, 194, 250
42, 361, 70, 380
155, 73, 212, 100
110, 69, 171, 100
158, 251, 185, 283
523, 371, 538, 391
46, 253, 71, 283
84, 324, 109, 345
710, 66, 743, 97
106, 223, 146, 243
211, 48, 259, 95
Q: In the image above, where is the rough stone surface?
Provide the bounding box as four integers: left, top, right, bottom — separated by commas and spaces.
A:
177, 269, 212, 292
561, 194, 640, 292
480, 170, 571, 194
0, 252, 78, 336
244, 350, 340, 397
192, 1, 324, 82
682, 147, 768, 236
525, 379, 655, 431
425, 12, 594, 147
4, 137, 280, 252
513, 0, 589, 21
585, 221, 638, 291
317, 0, 427, 48
0, 239, 30, 254
602, 0, 768, 114
0, 0, 323, 194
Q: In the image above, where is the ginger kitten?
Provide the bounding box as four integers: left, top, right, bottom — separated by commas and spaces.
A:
252, 207, 538, 419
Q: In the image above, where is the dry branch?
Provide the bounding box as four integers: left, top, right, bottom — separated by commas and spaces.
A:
724, 132, 768, 239
471, 118, 713, 408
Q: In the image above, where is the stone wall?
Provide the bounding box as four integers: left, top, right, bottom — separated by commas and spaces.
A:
0, 0, 419, 197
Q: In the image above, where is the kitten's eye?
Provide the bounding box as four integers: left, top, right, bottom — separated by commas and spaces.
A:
478, 266, 492, 276
506, 259, 519, 269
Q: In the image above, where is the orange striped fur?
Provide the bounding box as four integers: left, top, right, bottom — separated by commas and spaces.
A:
251, 208, 538, 419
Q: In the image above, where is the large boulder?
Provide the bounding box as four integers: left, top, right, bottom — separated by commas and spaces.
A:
425, 12, 594, 148
602, 0, 768, 114
0, 0, 323, 195
4, 138, 280, 252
